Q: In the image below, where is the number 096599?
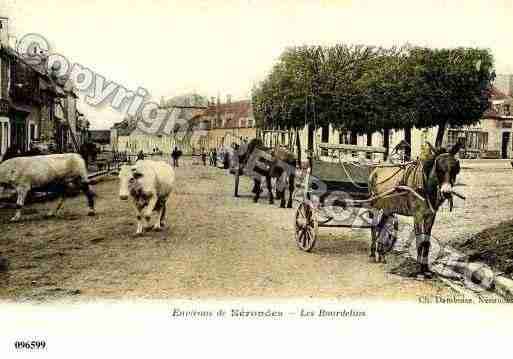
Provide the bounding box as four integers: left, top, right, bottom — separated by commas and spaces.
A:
14, 340, 47, 351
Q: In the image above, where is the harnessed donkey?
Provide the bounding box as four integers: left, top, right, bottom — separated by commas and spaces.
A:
368, 142, 463, 278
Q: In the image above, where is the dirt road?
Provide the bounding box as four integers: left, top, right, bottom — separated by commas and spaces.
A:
0, 159, 453, 302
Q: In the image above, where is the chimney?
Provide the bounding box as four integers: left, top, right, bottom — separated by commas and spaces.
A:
0, 17, 9, 47
226, 94, 232, 104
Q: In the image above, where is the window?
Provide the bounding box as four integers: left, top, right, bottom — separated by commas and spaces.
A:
0, 57, 2, 99
30, 123, 36, 140
0, 122, 3, 155
0, 117, 9, 156
447, 129, 488, 151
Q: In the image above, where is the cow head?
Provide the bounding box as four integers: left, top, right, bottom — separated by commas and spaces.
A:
118, 165, 144, 200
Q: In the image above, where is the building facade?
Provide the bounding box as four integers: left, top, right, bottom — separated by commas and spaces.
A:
0, 17, 84, 160
445, 87, 513, 159
110, 96, 257, 155
191, 97, 256, 150
111, 107, 206, 155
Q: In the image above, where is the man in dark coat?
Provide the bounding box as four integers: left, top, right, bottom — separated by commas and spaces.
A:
212, 148, 217, 167
171, 147, 181, 167
201, 148, 207, 166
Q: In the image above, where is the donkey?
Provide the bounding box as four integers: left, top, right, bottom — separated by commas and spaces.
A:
368, 142, 463, 279
232, 139, 297, 208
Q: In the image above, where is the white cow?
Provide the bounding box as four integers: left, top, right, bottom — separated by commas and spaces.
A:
0, 153, 96, 221
118, 160, 175, 235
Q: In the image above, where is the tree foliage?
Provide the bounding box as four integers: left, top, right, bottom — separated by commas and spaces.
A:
252, 44, 495, 146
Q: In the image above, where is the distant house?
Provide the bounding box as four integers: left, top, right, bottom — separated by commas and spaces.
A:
191, 96, 256, 150
0, 17, 84, 159
109, 94, 210, 155
446, 86, 513, 159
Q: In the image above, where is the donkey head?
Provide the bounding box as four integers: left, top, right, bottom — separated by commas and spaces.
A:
426, 142, 463, 200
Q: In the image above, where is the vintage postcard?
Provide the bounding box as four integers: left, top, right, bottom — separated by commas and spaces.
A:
0, 0, 512, 357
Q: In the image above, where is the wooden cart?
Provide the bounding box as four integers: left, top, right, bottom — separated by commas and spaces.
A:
294, 143, 390, 251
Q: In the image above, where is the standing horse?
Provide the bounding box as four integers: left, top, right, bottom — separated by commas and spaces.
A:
368, 142, 462, 279
232, 138, 297, 208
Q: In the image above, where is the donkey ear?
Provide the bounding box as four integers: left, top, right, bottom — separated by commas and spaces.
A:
449, 142, 463, 155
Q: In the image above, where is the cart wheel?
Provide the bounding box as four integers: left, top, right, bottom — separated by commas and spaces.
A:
295, 202, 318, 252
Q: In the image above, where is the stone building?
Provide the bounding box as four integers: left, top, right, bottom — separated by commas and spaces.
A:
191, 96, 256, 150
445, 86, 513, 159
0, 17, 84, 159
111, 94, 211, 155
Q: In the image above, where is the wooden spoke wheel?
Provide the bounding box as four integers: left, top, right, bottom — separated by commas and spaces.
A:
295, 201, 318, 252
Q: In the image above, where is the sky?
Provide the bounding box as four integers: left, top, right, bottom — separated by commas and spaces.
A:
2, 0, 513, 129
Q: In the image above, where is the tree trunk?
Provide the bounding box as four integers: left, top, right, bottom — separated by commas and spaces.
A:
435, 121, 447, 148
383, 128, 390, 161
296, 129, 302, 167
404, 127, 412, 161
350, 132, 357, 145
366, 132, 372, 159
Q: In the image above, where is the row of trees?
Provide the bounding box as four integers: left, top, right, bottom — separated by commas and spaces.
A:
252, 44, 495, 160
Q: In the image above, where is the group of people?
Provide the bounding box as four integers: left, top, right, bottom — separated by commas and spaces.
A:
208, 148, 218, 166
196, 148, 217, 167
133, 145, 230, 169
200, 147, 232, 169
135, 146, 183, 167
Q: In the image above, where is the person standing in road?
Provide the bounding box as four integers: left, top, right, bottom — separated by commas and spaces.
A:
171, 146, 181, 168
212, 148, 217, 167
201, 148, 207, 166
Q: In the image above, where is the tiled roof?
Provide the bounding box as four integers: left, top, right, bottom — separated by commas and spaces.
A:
204, 100, 251, 119
490, 86, 512, 101
483, 108, 501, 118
1, 44, 71, 97
200, 100, 252, 128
